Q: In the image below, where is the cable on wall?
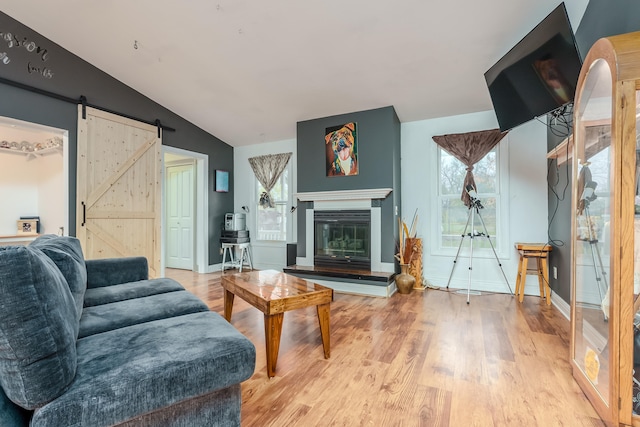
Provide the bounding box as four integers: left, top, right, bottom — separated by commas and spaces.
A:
542, 106, 573, 248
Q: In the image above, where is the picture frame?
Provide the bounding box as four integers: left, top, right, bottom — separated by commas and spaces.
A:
325, 122, 358, 177
17, 219, 38, 235
215, 169, 229, 192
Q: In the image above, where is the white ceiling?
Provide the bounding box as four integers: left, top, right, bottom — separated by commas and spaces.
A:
1, 1, 589, 147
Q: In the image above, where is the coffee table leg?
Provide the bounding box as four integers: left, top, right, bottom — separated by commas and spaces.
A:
264, 313, 284, 378
317, 303, 331, 359
223, 290, 235, 322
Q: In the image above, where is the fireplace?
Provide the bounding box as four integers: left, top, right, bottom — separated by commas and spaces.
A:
294, 188, 393, 273
314, 210, 371, 270
289, 188, 394, 297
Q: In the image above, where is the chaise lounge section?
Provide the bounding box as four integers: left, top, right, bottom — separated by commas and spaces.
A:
0, 235, 256, 426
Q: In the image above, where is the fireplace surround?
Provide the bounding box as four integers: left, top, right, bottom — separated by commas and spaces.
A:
290, 188, 395, 297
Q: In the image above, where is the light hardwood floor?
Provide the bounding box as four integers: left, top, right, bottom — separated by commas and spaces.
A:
166, 268, 603, 427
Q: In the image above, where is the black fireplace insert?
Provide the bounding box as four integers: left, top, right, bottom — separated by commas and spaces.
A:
314, 210, 371, 270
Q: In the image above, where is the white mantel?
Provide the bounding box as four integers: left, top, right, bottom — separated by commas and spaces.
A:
295, 188, 392, 202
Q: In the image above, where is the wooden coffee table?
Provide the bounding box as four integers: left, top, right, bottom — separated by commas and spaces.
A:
221, 270, 333, 378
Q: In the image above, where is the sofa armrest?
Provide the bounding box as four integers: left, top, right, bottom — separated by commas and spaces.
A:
85, 257, 149, 288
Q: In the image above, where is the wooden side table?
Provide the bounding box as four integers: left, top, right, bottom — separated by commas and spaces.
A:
515, 243, 552, 304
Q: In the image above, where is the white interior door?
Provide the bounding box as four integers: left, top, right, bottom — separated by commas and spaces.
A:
166, 163, 194, 269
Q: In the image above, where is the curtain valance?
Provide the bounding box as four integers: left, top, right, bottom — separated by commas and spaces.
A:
432, 129, 508, 207
248, 152, 292, 208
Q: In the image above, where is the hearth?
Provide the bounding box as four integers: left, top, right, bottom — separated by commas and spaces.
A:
314, 210, 371, 270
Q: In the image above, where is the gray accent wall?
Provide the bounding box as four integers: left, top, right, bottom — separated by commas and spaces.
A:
546, 118, 573, 303
546, 0, 640, 303
296, 106, 401, 265
574, 0, 640, 54
0, 11, 233, 265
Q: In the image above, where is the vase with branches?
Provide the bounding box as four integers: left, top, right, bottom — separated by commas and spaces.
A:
395, 214, 418, 294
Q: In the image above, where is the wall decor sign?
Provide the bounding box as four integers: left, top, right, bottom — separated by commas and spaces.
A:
215, 169, 229, 192
325, 122, 358, 177
0, 30, 54, 78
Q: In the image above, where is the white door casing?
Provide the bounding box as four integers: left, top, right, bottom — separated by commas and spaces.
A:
161, 145, 209, 274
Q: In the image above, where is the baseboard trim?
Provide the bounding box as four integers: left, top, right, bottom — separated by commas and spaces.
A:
551, 290, 570, 321
206, 263, 222, 273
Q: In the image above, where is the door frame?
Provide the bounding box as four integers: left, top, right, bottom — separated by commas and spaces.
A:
161, 146, 209, 275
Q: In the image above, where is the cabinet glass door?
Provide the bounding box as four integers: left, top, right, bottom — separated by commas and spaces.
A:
572, 59, 613, 409
633, 91, 640, 418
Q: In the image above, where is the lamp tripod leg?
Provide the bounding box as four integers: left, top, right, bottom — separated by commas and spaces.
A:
447, 207, 473, 289
466, 207, 476, 304
475, 208, 514, 296
449, 202, 509, 304
584, 206, 609, 320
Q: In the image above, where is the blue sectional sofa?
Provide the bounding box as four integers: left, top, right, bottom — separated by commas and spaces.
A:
0, 235, 256, 426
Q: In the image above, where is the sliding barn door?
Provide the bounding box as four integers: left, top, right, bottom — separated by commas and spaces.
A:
76, 106, 162, 277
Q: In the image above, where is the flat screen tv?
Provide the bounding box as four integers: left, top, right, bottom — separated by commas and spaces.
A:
484, 2, 582, 132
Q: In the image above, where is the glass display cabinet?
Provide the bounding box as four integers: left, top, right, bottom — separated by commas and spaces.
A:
571, 32, 640, 426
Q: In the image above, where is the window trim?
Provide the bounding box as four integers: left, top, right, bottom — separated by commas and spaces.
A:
432, 141, 510, 258
254, 163, 291, 242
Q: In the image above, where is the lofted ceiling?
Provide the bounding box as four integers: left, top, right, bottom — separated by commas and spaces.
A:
1, 1, 588, 147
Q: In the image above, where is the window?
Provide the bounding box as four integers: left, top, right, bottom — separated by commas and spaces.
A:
438, 147, 500, 253
256, 166, 289, 241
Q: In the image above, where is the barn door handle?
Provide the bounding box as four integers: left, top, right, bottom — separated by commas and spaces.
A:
81, 202, 86, 226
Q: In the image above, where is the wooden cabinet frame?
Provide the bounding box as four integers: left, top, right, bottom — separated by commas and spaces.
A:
570, 32, 640, 427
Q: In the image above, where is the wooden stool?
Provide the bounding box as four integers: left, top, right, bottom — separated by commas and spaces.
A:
514, 243, 552, 305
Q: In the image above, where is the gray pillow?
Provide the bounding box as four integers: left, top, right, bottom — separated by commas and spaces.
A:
30, 235, 87, 317
0, 246, 78, 409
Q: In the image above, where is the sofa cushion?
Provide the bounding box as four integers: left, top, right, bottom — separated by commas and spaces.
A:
0, 386, 30, 427
85, 257, 148, 288
0, 246, 78, 410
79, 290, 210, 338
83, 278, 184, 307
30, 235, 87, 317
31, 312, 256, 427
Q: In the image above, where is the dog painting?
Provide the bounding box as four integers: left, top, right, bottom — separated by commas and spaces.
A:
325, 122, 358, 176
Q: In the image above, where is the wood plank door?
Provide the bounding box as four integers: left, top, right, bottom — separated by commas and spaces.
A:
165, 163, 195, 270
76, 106, 162, 277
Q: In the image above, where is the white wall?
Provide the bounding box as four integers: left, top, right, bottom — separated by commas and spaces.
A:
37, 154, 65, 235
0, 152, 65, 236
0, 153, 39, 235
234, 139, 297, 270
401, 110, 549, 295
